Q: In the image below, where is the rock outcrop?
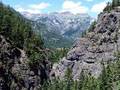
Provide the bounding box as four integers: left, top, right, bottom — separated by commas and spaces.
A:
52, 10, 120, 80
0, 35, 51, 90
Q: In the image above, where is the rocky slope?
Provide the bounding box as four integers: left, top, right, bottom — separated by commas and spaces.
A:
0, 3, 51, 90
52, 9, 120, 80
0, 35, 51, 90
22, 12, 93, 48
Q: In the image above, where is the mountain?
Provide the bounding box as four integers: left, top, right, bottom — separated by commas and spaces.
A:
52, 6, 120, 80
1, 0, 120, 89
22, 12, 93, 48
0, 3, 51, 90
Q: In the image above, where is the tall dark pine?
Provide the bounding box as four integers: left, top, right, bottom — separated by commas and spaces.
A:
117, 0, 120, 6
112, 0, 115, 7
112, 0, 120, 7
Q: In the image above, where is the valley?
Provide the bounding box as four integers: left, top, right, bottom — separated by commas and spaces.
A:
0, 0, 120, 90
22, 12, 92, 48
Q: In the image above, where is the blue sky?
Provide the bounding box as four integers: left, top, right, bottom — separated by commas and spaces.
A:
2, 0, 112, 17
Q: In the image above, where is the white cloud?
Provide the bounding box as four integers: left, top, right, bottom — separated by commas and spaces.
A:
16, 7, 41, 14
29, 3, 50, 10
86, 0, 93, 2
61, 1, 88, 14
91, 2, 107, 13
15, 2, 50, 14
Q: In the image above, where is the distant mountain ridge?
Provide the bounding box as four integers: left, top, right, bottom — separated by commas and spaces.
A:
22, 12, 93, 48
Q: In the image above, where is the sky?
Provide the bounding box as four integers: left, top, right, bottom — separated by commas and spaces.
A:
2, 0, 112, 17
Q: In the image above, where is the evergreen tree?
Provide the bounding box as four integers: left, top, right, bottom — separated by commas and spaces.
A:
112, 0, 120, 7
99, 62, 108, 90
64, 68, 73, 90
103, 2, 112, 12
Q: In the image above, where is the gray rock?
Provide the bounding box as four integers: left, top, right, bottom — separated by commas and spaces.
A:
0, 35, 51, 90
52, 10, 120, 80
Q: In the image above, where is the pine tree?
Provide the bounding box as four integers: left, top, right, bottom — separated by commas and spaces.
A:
112, 0, 120, 7
112, 0, 115, 7
78, 70, 85, 90
117, 0, 120, 6
99, 62, 108, 90
64, 68, 73, 90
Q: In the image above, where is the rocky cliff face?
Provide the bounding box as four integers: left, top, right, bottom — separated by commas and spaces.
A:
0, 35, 51, 90
0, 3, 52, 89
52, 10, 120, 80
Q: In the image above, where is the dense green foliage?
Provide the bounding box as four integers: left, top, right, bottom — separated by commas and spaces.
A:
0, 2, 45, 66
112, 0, 120, 8
48, 48, 69, 63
